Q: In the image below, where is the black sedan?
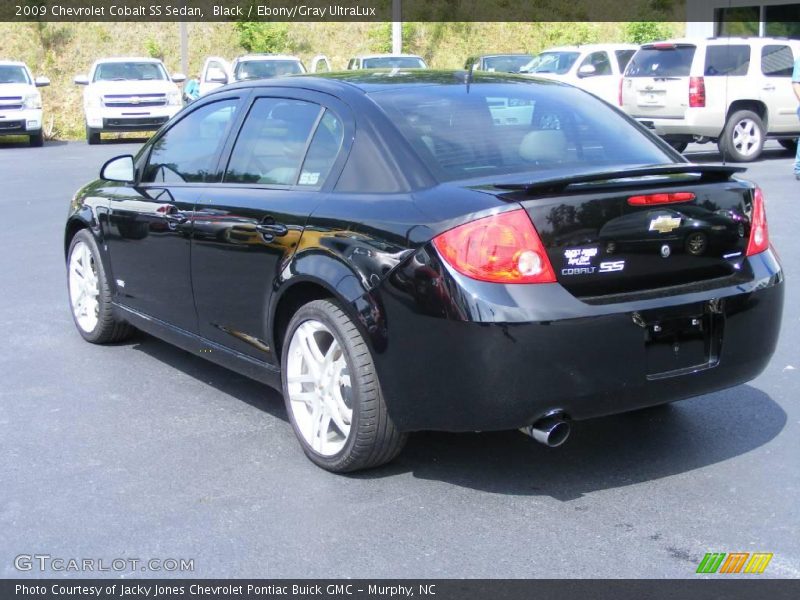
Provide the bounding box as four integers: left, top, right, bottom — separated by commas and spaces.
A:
64, 71, 783, 472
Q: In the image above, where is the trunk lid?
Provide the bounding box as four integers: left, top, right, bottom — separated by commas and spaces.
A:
493, 166, 754, 299
622, 44, 696, 119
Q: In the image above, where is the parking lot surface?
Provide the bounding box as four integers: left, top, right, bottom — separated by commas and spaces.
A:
1, 139, 798, 578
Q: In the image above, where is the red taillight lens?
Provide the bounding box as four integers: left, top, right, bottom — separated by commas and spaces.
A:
432, 209, 556, 284
689, 76, 705, 107
628, 192, 696, 206
746, 187, 769, 256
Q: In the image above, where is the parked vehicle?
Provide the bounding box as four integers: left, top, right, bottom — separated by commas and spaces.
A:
621, 37, 800, 160
74, 57, 185, 145
464, 54, 535, 73
346, 54, 428, 69
65, 71, 782, 472
198, 54, 331, 96
520, 44, 638, 105
0, 60, 49, 147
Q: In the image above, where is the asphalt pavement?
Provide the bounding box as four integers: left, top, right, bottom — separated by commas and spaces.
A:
0, 138, 798, 578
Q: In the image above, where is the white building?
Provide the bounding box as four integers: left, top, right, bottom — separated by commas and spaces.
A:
686, 0, 800, 39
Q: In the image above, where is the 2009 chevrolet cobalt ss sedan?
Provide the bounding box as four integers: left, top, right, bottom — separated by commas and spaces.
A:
65, 71, 783, 472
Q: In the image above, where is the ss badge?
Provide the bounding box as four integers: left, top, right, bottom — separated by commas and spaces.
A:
599, 260, 625, 273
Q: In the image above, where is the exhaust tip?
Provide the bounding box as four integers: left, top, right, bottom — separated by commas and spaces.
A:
521, 413, 571, 447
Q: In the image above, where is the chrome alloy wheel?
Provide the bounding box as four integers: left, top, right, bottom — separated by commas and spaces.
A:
732, 118, 762, 158
68, 240, 100, 333
286, 319, 353, 456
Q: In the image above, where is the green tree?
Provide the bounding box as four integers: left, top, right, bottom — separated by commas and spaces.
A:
235, 22, 291, 53
623, 22, 675, 44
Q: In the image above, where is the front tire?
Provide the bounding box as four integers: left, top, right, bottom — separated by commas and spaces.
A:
67, 229, 134, 344
718, 110, 765, 162
86, 126, 101, 145
29, 131, 44, 147
281, 299, 407, 472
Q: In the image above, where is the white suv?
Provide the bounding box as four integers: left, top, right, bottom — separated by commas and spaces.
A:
74, 57, 185, 144
622, 38, 800, 161
519, 44, 639, 105
0, 61, 49, 147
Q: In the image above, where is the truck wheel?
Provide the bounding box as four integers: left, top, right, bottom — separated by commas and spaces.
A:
86, 126, 101, 145
281, 299, 407, 472
718, 110, 765, 162
29, 131, 44, 147
779, 139, 797, 153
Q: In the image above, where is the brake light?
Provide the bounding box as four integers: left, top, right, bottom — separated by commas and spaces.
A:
653, 43, 677, 50
628, 192, 696, 206
432, 209, 556, 284
746, 187, 769, 256
689, 76, 705, 108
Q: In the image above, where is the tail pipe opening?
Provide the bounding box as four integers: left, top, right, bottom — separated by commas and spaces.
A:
521, 411, 571, 447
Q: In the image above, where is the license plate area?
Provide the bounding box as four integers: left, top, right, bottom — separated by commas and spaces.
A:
636, 301, 724, 379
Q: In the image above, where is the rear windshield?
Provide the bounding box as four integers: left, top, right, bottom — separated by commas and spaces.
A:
482, 55, 534, 72
362, 57, 427, 69
0, 65, 30, 84
234, 60, 305, 80
625, 46, 696, 77
94, 62, 167, 82
371, 82, 672, 183
522, 52, 580, 75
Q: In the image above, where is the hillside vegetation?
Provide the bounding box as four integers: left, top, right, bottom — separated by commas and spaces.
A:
0, 21, 681, 139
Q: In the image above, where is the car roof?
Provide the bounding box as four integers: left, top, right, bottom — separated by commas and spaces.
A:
478, 54, 534, 58
543, 44, 639, 52
211, 69, 563, 97
0, 60, 27, 67
92, 57, 164, 64
643, 37, 800, 46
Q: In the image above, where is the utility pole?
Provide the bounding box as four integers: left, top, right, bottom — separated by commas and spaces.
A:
179, 22, 188, 75
392, 0, 402, 54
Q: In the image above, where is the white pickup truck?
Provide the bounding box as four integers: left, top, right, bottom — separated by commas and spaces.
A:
74, 57, 185, 144
0, 61, 49, 147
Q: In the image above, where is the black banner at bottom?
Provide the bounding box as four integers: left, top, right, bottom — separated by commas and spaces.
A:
3, 580, 800, 600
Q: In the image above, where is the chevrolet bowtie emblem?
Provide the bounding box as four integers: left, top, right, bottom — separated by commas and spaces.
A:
649, 215, 681, 233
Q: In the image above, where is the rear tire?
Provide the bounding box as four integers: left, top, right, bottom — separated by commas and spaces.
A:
281, 299, 407, 472
67, 229, 134, 344
86, 126, 101, 145
29, 131, 44, 147
779, 139, 797, 153
718, 110, 765, 162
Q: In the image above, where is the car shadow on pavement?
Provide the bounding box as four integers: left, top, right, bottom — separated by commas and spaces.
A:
685, 147, 793, 164
128, 334, 785, 501
376, 385, 786, 500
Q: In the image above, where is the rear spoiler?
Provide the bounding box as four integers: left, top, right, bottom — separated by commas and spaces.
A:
492, 164, 746, 197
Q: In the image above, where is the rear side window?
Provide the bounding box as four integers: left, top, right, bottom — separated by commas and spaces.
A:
704, 45, 750, 76
625, 46, 696, 77
142, 99, 238, 184
225, 98, 321, 186
761, 45, 795, 78
615, 50, 636, 72
372, 83, 672, 182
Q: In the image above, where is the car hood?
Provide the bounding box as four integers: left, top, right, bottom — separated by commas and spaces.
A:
0, 83, 36, 97
86, 80, 179, 95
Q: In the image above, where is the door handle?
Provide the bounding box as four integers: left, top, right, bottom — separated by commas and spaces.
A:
762, 85, 776, 91
256, 222, 288, 237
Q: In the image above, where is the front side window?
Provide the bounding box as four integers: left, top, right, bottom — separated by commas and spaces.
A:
372, 83, 672, 183
615, 50, 636, 72
0, 65, 30, 84
704, 45, 751, 76
761, 45, 795, 78
94, 62, 167, 82
522, 52, 581, 75
225, 98, 322, 186
580, 52, 612, 76
142, 100, 238, 184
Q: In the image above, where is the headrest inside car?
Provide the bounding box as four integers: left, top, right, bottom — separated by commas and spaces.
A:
519, 129, 567, 162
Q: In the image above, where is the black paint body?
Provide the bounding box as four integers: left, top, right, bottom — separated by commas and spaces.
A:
65, 72, 784, 432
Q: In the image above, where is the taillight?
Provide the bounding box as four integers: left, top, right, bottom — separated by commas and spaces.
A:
628, 192, 695, 206
618, 78, 624, 106
746, 187, 769, 256
689, 76, 705, 108
432, 209, 556, 284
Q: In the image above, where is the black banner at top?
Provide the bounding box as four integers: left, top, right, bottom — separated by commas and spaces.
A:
2, 0, 698, 23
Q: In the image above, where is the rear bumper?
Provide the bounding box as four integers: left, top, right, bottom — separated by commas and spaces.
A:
632, 108, 723, 139
371, 247, 783, 432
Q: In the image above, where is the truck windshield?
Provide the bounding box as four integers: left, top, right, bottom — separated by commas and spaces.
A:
0, 65, 30, 84
234, 60, 305, 80
94, 62, 168, 82
521, 52, 580, 75
362, 57, 427, 69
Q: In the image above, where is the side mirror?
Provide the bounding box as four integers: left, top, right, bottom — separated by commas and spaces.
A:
74, 75, 89, 85
578, 64, 597, 78
207, 68, 228, 84
101, 155, 135, 183
34, 76, 50, 88
171, 73, 186, 83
